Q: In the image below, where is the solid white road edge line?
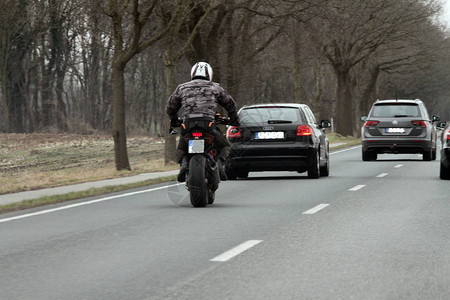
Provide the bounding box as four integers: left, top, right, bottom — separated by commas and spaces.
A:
303, 204, 330, 214
0, 183, 184, 224
376, 173, 389, 178
330, 145, 361, 155
210, 240, 263, 262
348, 185, 366, 191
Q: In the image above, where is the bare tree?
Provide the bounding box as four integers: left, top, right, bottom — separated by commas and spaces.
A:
104, 0, 181, 170
304, 0, 441, 136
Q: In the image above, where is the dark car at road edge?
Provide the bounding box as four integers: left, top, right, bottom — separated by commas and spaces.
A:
438, 121, 450, 179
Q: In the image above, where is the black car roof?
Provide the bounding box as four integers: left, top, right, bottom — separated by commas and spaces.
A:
241, 103, 308, 109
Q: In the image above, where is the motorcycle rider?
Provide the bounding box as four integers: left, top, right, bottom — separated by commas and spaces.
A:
166, 62, 239, 182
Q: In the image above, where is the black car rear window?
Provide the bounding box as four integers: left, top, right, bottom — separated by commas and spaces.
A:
239, 107, 301, 124
370, 104, 420, 118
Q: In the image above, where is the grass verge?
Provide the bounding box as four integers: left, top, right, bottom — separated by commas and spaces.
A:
0, 175, 177, 214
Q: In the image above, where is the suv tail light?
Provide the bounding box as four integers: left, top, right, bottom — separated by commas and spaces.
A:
297, 125, 312, 136
411, 120, 427, 127
226, 126, 241, 138
364, 120, 380, 127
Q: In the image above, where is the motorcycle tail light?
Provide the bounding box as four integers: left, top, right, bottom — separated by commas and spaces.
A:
226, 126, 241, 138
297, 125, 312, 136
192, 132, 203, 138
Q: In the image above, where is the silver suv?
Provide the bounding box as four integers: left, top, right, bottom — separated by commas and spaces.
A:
361, 99, 440, 161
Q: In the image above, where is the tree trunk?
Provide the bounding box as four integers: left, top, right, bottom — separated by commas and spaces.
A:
335, 69, 353, 136
360, 65, 380, 116
293, 38, 303, 104
112, 62, 131, 170
164, 56, 177, 164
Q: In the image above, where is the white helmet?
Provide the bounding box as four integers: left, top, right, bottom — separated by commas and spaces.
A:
190, 62, 213, 81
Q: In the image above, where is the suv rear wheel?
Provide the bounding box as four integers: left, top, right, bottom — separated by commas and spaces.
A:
362, 149, 377, 161
423, 149, 432, 161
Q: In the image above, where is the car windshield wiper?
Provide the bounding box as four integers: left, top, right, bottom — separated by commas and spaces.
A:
267, 119, 292, 124
393, 115, 411, 117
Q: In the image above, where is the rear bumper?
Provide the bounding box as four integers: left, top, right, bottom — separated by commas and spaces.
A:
227, 143, 316, 172
361, 138, 431, 154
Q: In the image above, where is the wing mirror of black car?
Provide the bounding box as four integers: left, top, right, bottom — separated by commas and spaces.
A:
437, 121, 446, 130
361, 116, 368, 122
432, 115, 440, 122
320, 120, 331, 128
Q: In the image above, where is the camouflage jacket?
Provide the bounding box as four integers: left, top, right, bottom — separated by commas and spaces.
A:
166, 79, 238, 122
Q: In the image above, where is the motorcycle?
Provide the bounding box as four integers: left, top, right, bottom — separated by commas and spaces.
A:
170, 114, 230, 207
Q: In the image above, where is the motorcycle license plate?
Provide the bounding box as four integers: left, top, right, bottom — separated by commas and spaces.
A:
189, 139, 204, 153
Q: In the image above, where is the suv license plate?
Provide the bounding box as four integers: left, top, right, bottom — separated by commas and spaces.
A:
385, 128, 405, 133
188, 139, 204, 153
255, 131, 284, 139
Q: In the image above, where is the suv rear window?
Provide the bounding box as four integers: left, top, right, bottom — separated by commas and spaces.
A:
240, 107, 301, 124
370, 104, 420, 118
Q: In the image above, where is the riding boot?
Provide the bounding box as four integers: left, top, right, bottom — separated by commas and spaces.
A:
218, 158, 228, 181
177, 157, 188, 182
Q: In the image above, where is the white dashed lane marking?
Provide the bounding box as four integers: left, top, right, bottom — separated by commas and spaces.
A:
303, 204, 330, 214
210, 240, 263, 262
348, 185, 366, 191
376, 173, 389, 178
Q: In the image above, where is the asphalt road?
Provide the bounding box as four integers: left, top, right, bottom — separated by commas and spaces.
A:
1, 146, 449, 299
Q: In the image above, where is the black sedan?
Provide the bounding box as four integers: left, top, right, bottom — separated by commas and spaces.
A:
439, 122, 450, 179
225, 103, 331, 179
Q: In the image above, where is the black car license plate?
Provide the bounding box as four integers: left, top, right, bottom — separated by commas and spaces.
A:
255, 131, 284, 139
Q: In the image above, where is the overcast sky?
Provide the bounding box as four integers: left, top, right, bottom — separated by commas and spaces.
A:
441, 1, 450, 27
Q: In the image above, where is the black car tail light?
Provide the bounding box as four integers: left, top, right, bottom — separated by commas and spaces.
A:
296, 125, 312, 136
364, 120, 380, 127
411, 120, 427, 127
445, 129, 450, 140
226, 126, 242, 138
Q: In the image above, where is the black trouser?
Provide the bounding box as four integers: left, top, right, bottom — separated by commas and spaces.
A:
176, 126, 231, 163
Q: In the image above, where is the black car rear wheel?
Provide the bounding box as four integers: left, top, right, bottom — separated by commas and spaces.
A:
225, 167, 237, 180
440, 161, 450, 179
236, 171, 249, 179
308, 150, 320, 179
320, 155, 329, 177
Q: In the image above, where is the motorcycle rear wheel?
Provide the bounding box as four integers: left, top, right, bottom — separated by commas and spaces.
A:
188, 155, 208, 207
